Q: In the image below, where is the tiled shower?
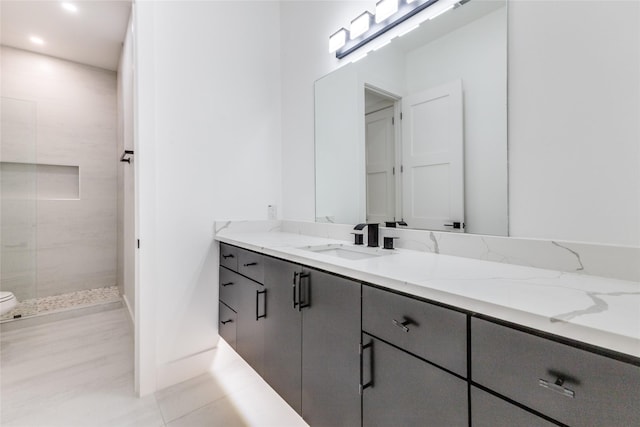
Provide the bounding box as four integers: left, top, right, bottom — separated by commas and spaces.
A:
1, 46, 120, 322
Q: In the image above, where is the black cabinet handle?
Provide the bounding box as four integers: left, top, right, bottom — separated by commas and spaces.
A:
221, 282, 234, 287
392, 318, 412, 333
256, 289, 267, 321
222, 254, 235, 259
359, 341, 374, 395
220, 319, 233, 325
292, 272, 299, 308
298, 272, 310, 311
244, 262, 258, 267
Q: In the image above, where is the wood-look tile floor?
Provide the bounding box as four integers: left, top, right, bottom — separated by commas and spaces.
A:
0, 308, 307, 427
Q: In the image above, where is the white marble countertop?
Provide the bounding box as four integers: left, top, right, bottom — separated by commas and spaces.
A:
215, 230, 640, 359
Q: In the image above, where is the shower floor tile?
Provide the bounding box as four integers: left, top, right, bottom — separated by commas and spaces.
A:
0, 285, 120, 321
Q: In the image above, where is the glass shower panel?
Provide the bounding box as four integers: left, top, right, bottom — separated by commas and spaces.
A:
1, 97, 38, 306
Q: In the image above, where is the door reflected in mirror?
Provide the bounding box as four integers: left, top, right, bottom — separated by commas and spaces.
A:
315, 0, 508, 236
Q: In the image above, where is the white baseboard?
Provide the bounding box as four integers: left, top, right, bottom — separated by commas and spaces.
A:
155, 340, 220, 391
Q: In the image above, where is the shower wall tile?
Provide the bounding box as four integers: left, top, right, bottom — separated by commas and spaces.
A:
1, 46, 118, 298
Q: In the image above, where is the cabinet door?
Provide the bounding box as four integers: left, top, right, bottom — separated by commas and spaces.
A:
234, 274, 265, 375
263, 257, 303, 414
362, 334, 468, 427
301, 268, 361, 427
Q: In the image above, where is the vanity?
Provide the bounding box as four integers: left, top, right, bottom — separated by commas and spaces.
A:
216, 228, 640, 427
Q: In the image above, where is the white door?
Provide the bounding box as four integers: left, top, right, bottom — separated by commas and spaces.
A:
365, 106, 396, 224
401, 80, 464, 231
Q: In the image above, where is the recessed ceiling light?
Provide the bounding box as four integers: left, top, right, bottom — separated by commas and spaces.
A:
30, 36, 45, 45
61, 2, 78, 13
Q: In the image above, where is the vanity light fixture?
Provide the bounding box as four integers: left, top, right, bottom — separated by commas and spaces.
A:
29, 36, 45, 45
329, 28, 347, 53
350, 11, 373, 39
375, 0, 399, 23
61, 2, 78, 13
331, 0, 468, 59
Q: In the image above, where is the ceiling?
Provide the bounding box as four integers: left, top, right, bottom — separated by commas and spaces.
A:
1, 0, 132, 71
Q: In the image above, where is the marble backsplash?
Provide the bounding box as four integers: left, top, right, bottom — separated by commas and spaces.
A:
214, 220, 639, 283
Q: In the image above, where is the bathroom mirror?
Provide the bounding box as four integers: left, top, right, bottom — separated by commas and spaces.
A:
315, 0, 507, 235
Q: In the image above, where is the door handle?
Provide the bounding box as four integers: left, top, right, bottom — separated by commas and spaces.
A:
220, 319, 233, 325
221, 282, 234, 287
222, 254, 235, 259
244, 262, 258, 267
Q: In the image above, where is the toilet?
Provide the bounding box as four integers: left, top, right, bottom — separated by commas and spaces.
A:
0, 292, 18, 316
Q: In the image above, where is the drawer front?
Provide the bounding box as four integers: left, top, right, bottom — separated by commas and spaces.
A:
471, 386, 555, 427
220, 243, 238, 271
219, 301, 237, 349
237, 248, 264, 284
219, 267, 240, 311
472, 317, 640, 426
362, 285, 467, 376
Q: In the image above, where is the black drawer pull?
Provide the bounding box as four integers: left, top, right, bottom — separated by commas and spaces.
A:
220, 319, 233, 325
392, 318, 412, 333
221, 282, 234, 287
244, 262, 258, 267
222, 254, 235, 259
538, 377, 575, 399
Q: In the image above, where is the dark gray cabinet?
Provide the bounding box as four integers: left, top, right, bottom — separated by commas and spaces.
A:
219, 242, 640, 427
362, 334, 468, 427
472, 317, 640, 426
362, 284, 467, 376
262, 257, 361, 426
263, 257, 303, 413
234, 272, 265, 375
301, 268, 361, 427
218, 243, 266, 375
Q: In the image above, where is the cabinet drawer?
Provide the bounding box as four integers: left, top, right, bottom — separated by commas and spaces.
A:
471, 317, 640, 426
219, 301, 237, 349
362, 285, 467, 376
219, 267, 240, 310
471, 386, 555, 427
237, 248, 264, 284
220, 243, 238, 271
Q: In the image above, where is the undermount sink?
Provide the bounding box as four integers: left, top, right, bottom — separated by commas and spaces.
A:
299, 243, 392, 260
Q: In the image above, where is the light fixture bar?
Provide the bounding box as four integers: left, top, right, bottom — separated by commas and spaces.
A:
336, 0, 444, 59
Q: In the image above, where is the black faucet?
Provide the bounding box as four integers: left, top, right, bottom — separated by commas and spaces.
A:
354, 223, 379, 248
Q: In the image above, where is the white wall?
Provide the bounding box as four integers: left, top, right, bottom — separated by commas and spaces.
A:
135, 0, 282, 394
508, 0, 639, 245
1, 46, 118, 299
281, 0, 640, 246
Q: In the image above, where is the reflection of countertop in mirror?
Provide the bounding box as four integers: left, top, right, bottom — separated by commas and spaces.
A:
214, 223, 640, 359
